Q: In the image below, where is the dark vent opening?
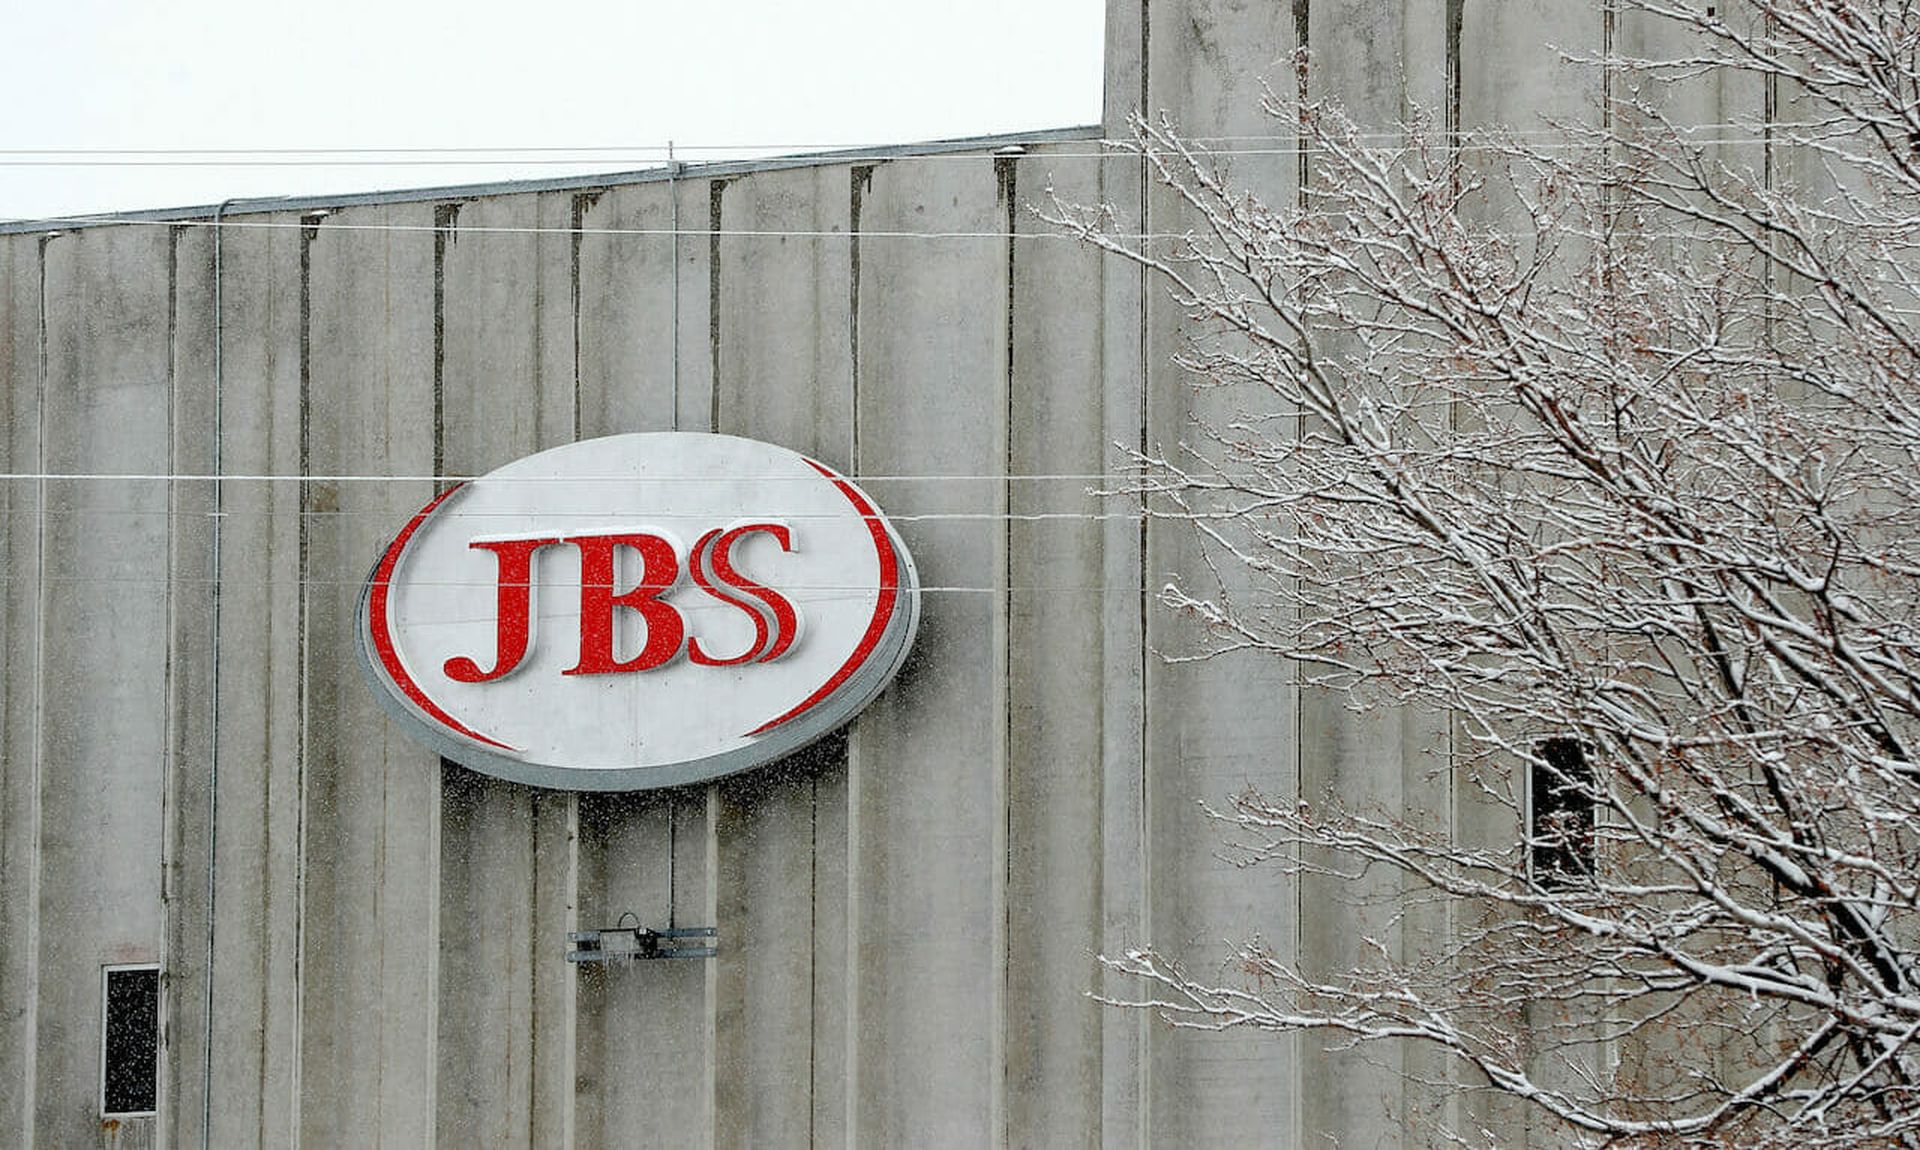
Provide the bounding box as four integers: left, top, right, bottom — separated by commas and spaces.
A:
102, 965, 158, 1116
1531, 738, 1595, 888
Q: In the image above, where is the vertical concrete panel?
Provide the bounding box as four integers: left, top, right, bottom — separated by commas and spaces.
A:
577, 183, 670, 436
1300, 7, 1412, 1141
1456, 0, 1607, 381
1394, 12, 1459, 1138
195, 211, 307, 1149
1770, 9, 1838, 230
33, 226, 173, 1146
711, 761, 819, 1148
1093, 145, 1150, 1150
1295, 695, 1441, 1146
674, 177, 715, 438
528, 786, 577, 1144
534, 191, 580, 453
1459, 2, 1600, 134
1617, 6, 1778, 1116
573, 791, 709, 1146
1613, 0, 1772, 419
160, 221, 212, 1150
1613, 5, 1771, 219
1137, 597, 1298, 1149
0, 232, 45, 1146
569, 177, 716, 1147
1141, 2, 1303, 1145
529, 189, 586, 1149
808, 756, 851, 1150
428, 187, 587, 1147
570, 800, 609, 1149
849, 157, 1007, 1147
1098, 68, 1156, 1116
711, 163, 860, 1149
1402, 0, 1449, 122
1003, 146, 1112, 1149
1307, 0, 1451, 122
163, 223, 211, 1150
438, 194, 546, 456
1149, 0, 1296, 131
577, 179, 712, 438
1618, 2, 1766, 174
1296, 7, 1458, 1145
1456, 7, 1605, 1143
1101, 0, 1144, 135
1311, 0, 1409, 123
1148, 0, 1300, 204
710, 164, 856, 1149
713, 165, 855, 467
438, 770, 537, 1145
298, 204, 441, 1148
433, 191, 576, 1150
253, 214, 314, 1150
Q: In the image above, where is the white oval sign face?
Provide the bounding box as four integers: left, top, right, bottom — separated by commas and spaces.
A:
355, 432, 920, 790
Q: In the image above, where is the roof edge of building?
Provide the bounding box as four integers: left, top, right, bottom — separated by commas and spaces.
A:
0, 124, 1106, 235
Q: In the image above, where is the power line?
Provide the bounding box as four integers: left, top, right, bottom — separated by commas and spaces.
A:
0, 125, 1809, 157
0, 137, 1801, 171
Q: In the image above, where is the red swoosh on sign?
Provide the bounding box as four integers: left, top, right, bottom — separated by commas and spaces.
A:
747, 460, 900, 738
367, 483, 518, 752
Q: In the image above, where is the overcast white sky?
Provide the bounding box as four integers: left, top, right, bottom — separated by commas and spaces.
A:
2, 0, 1106, 222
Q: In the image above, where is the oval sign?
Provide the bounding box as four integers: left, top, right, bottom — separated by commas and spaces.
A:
355, 432, 921, 790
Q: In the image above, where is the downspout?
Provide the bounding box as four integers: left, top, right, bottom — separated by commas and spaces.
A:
200, 196, 234, 1150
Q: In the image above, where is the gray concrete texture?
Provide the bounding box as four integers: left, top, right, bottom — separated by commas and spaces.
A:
0, 1, 1690, 1146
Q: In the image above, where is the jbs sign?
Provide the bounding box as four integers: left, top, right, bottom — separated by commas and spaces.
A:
355, 433, 921, 790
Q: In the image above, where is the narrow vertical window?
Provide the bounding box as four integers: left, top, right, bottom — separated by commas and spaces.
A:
1531, 738, 1595, 887
101, 964, 158, 1116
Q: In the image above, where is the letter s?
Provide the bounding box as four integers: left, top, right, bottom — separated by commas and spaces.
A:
687, 523, 801, 665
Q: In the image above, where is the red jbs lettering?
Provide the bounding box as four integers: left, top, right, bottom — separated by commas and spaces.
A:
442, 524, 800, 682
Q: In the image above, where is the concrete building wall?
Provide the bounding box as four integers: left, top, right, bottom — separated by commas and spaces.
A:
0, 3, 1696, 1146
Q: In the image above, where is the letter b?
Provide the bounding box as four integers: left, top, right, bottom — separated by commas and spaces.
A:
564, 532, 686, 675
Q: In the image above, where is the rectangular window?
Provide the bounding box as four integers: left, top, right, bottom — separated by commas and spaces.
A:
101, 964, 158, 1117
1530, 738, 1595, 888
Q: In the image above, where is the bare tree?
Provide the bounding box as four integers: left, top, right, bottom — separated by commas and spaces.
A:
1050, 3, 1920, 1144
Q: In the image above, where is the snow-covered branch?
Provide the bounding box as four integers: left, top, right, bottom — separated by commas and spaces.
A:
1049, 2, 1920, 1143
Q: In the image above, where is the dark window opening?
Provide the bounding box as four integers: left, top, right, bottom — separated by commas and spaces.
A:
1531, 738, 1595, 888
102, 965, 158, 1116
